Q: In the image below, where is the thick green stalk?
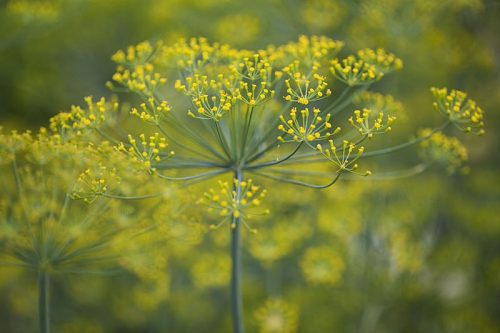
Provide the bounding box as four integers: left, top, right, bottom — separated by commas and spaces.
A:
230, 170, 244, 333
38, 270, 50, 333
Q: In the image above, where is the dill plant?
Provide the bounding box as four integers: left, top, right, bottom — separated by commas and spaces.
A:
51, 35, 484, 332
0, 125, 194, 332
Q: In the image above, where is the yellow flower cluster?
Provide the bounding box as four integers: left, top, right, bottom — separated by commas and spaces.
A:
231, 53, 273, 83
175, 74, 214, 97
71, 164, 121, 203
111, 64, 167, 97
278, 107, 339, 142
277, 35, 344, 69
111, 41, 168, 96
316, 140, 370, 175
331, 55, 382, 86
175, 74, 234, 120
236, 80, 275, 107
108, 36, 404, 135
130, 96, 170, 124
49, 96, 118, 137
283, 62, 332, 105
200, 179, 268, 229
419, 129, 468, 173
254, 298, 298, 333
348, 108, 396, 138
190, 92, 233, 120
357, 48, 403, 74
154, 37, 233, 72
300, 246, 345, 285
116, 133, 173, 173
111, 41, 156, 67
230, 54, 276, 107
431, 87, 485, 135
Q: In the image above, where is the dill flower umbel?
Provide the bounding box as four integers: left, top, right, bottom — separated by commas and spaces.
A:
348, 108, 396, 138
48, 35, 485, 333
431, 87, 485, 135
278, 107, 339, 143
199, 179, 268, 232
330, 55, 382, 86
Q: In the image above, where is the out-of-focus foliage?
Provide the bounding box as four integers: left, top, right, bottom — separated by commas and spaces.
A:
0, 127, 202, 332
1, 0, 499, 332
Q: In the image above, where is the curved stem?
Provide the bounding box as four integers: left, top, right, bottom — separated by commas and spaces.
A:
38, 270, 50, 333
231, 170, 245, 333
342, 163, 431, 180
361, 121, 450, 158
273, 134, 368, 165
252, 170, 342, 189
245, 142, 303, 170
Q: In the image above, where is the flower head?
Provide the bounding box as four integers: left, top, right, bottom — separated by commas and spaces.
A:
130, 96, 171, 124
49, 96, 119, 137
316, 140, 370, 175
348, 108, 396, 138
71, 164, 121, 204
199, 179, 268, 231
277, 35, 344, 69
357, 48, 403, 74
116, 133, 173, 173
431, 87, 485, 135
283, 61, 331, 105
330, 55, 382, 86
278, 107, 339, 142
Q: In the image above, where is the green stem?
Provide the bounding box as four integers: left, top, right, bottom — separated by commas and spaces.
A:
252, 170, 342, 189
38, 270, 50, 333
231, 170, 245, 333
215, 122, 232, 161
240, 106, 255, 162
246, 142, 303, 170
360, 121, 450, 158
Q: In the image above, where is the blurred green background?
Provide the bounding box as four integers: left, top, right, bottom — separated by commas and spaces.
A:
1, 0, 499, 332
